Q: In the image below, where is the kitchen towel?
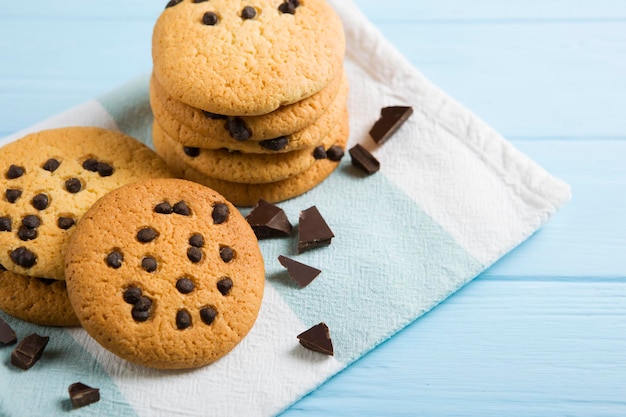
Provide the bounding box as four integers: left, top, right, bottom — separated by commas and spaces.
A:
0, 0, 570, 416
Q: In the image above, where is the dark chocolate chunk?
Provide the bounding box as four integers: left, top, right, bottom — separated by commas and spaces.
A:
176, 278, 195, 294
278, 255, 322, 288
22, 215, 41, 229
326, 145, 345, 162
82, 158, 99, 172
225, 117, 252, 141
0, 317, 17, 345
297, 206, 334, 253
279, 2, 296, 14
68, 382, 100, 409
349, 144, 380, 175
245, 199, 293, 239
42, 158, 60, 172
0, 216, 11, 232
10, 247, 37, 268
57, 217, 75, 230
154, 201, 173, 214
165, 0, 183, 8
202, 11, 219, 26
313, 146, 327, 160
17, 227, 37, 241
189, 233, 204, 248
96, 162, 114, 177
212, 203, 229, 224
241, 6, 257, 19
106, 251, 123, 269
183, 146, 200, 158
123, 286, 142, 305
6, 165, 25, 179
134, 296, 152, 312
187, 247, 203, 263
10, 333, 49, 370
65, 178, 82, 193
173, 201, 191, 216
369, 106, 413, 145
202, 110, 227, 120
217, 277, 233, 296
259, 137, 289, 151
137, 227, 158, 243
200, 307, 217, 325
297, 322, 334, 355
6, 189, 22, 203
219, 246, 234, 263
141, 256, 157, 273
176, 309, 192, 330
32, 193, 49, 210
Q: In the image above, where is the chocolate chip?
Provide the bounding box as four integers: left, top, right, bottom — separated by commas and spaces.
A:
31, 193, 49, 210
326, 145, 345, 161
245, 199, 293, 239
123, 286, 142, 304
241, 6, 257, 19
297, 322, 334, 356
278, 1, 296, 14
5, 189, 22, 203
65, 178, 82, 193
10, 333, 50, 370
200, 307, 217, 325
96, 162, 114, 177
141, 256, 157, 273
349, 144, 380, 175
202, 111, 227, 120
176, 278, 195, 294
202, 11, 219, 25
137, 227, 158, 243
57, 217, 75, 230
259, 137, 289, 151
225, 118, 252, 141
0, 317, 17, 345
176, 309, 192, 330
217, 277, 233, 296
369, 106, 414, 145
278, 255, 322, 288
68, 382, 100, 409
212, 203, 229, 224
132, 309, 150, 322
313, 146, 327, 160
10, 247, 37, 268
6, 165, 25, 179
297, 206, 334, 253
189, 233, 204, 248
42, 158, 60, 172
0, 216, 11, 232
106, 251, 123, 269
154, 201, 173, 214
22, 215, 41, 229
187, 247, 203, 263
219, 246, 234, 263
183, 146, 201, 157
82, 158, 99, 172
193, 0, 209, 3
17, 227, 37, 241
173, 201, 191, 216
165, 0, 182, 8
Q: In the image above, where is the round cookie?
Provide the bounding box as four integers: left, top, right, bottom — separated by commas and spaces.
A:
64, 179, 264, 369
152, 0, 345, 115
0, 127, 173, 280
151, 70, 345, 143
0, 268, 79, 327
151, 74, 349, 154
162, 113, 349, 206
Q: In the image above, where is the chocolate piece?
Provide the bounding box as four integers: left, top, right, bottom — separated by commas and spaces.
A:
137, 227, 158, 243
279, 2, 296, 14
200, 307, 217, 325
10, 247, 37, 268
297, 323, 334, 355
11, 333, 49, 369
6, 165, 25, 179
97, 162, 114, 177
82, 158, 99, 172
57, 217, 75, 230
278, 255, 321, 288
155, 201, 173, 214
226, 117, 252, 142
22, 215, 41, 229
176, 278, 195, 294
183, 146, 200, 158
6, 189, 22, 203
259, 136, 289, 151
0, 216, 11, 232
349, 144, 380, 175
202, 11, 219, 26
369, 106, 413, 145
68, 382, 100, 409
42, 158, 60, 172
217, 277, 233, 296
32, 193, 49, 210
202, 111, 227, 120
106, 251, 123, 269
17, 227, 37, 241
189, 233, 204, 248
176, 309, 192, 329
65, 178, 82, 193
173, 201, 191, 216
123, 287, 142, 304
0, 317, 17, 345
187, 247, 203, 263
141, 256, 157, 273
297, 206, 334, 253
165, 0, 182, 8
245, 199, 292, 239
212, 203, 229, 224
326, 145, 345, 162
241, 6, 257, 19
219, 246, 234, 263
313, 146, 327, 160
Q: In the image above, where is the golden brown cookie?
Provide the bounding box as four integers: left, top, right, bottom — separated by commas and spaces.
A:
65, 178, 264, 369
0, 127, 173, 280
152, 0, 345, 115
0, 269, 79, 327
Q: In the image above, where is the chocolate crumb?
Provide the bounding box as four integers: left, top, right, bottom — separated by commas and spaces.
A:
369, 106, 413, 145
0, 317, 17, 345
22, 215, 41, 229
297, 323, 334, 355
219, 246, 234, 263
82, 158, 99, 172
11, 333, 49, 370
200, 307, 217, 325
141, 256, 157, 273
189, 233, 204, 248
313, 146, 327, 160
202, 11, 219, 26
259, 137, 289, 151
17, 227, 37, 241
0, 216, 12, 232
96, 162, 114, 177
154, 201, 173, 214
297, 206, 334, 253
187, 247, 203, 263
165, 0, 183, 8
176, 278, 195, 294
10, 247, 37, 268
173, 201, 191, 216
57, 217, 75, 230
212, 203, 229, 224
32, 193, 49, 210
6, 165, 25, 179
5, 189, 22, 203
349, 144, 380, 175
241, 6, 257, 19
326, 145, 345, 161
65, 178, 82, 193
176, 309, 192, 330
42, 158, 60, 172
137, 227, 158, 243
217, 277, 233, 296
183, 146, 200, 157
226, 118, 252, 141
106, 251, 123, 269
123, 286, 142, 305
202, 111, 227, 120
68, 382, 100, 409
245, 199, 293, 239
278, 255, 322, 288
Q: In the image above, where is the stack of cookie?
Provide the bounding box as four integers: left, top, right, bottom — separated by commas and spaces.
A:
150, 0, 348, 206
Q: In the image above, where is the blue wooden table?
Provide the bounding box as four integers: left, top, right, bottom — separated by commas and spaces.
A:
1, 1, 625, 415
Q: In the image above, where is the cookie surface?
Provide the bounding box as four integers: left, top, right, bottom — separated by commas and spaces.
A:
65, 179, 264, 369
152, 0, 345, 115
0, 269, 79, 327
0, 127, 173, 280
